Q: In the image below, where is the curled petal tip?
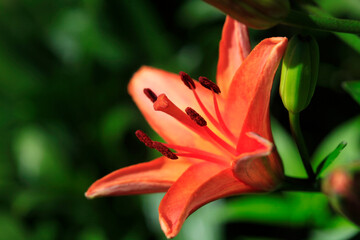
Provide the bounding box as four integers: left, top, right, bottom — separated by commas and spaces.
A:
260, 37, 288, 52
232, 133, 281, 191
84, 190, 97, 199
159, 215, 176, 239
246, 131, 274, 154
85, 185, 105, 199
265, 36, 288, 44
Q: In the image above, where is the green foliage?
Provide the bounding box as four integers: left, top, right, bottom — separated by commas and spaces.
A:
1, 0, 360, 239
224, 192, 330, 227
312, 116, 360, 176
343, 81, 360, 105
271, 118, 306, 178
315, 141, 347, 178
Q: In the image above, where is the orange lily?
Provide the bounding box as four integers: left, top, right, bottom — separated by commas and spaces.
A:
86, 16, 287, 238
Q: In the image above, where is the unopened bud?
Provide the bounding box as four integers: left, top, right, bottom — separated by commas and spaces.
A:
202, 0, 290, 29
280, 34, 319, 113
322, 163, 360, 226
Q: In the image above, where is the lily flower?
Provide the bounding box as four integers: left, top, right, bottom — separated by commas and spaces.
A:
86, 16, 287, 238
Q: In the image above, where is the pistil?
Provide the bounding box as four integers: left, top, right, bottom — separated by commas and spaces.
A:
153, 94, 203, 132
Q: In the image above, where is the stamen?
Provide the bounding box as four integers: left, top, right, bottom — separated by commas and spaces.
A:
176, 152, 226, 165
185, 107, 207, 127
212, 92, 237, 142
179, 71, 195, 89
203, 126, 239, 155
143, 88, 157, 102
191, 89, 220, 129
164, 143, 229, 165
152, 142, 178, 160
135, 130, 178, 160
191, 89, 236, 145
153, 94, 236, 156
199, 76, 221, 94
135, 130, 153, 148
193, 77, 236, 142
179, 72, 222, 132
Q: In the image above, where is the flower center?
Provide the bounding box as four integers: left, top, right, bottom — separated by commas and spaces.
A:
136, 72, 241, 165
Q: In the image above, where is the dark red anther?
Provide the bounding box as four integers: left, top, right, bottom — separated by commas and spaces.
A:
185, 107, 207, 127
152, 142, 178, 160
135, 130, 153, 148
199, 76, 221, 94
179, 71, 196, 90
143, 88, 157, 102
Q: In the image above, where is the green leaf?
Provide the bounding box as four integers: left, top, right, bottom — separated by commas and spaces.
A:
315, 141, 347, 178
303, 5, 360, 55
309, 217, 359, 240
77, 227, 107, 240
312, 116, 360, 176
223, 192, 330, 227
335, 33, 360, 55
271, 117, 307, 178
0, 213, 26, 240
176, 0, 223, 28
314, 0, 360, 19
13, 126, 71, 188
343, 81, 360, 105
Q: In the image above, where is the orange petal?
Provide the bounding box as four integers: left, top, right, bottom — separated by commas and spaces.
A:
85, 157, 195, 198
232, 132, 283, 191
158, 162, 257, 238
128, 66, 225, 155
217, 16, 250, 96
223, 37, 288, 141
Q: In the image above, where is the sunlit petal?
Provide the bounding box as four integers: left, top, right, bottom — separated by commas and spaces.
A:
85, 157, 196, 198
159, 162, 257, 238
223, 37, 287, 141
217, 16, 250, 96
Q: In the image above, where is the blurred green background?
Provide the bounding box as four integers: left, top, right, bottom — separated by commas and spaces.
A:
1, 0, 360, 239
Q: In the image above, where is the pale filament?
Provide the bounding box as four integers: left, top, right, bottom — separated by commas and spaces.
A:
191, 88, 237, 145
164, 143, 228, 165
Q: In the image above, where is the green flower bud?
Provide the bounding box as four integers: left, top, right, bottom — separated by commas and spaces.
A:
280, 34, 319, 113
322, 163, 360, 226
202, 0, 290, 29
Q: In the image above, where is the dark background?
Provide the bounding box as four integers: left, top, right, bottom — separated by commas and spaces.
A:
1, 0, 360, 239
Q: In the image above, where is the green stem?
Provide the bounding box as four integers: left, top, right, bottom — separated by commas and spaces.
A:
281, 10, 360, 34
289, 112, 315, 181
280, 176, 320, 192
303, 5, 360, 54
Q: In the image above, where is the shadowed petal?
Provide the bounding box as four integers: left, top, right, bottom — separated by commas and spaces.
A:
223, 37, 287, 141
158, 162, 258, 238
128, 66, 225, 155
217, 16, 250, 96
232, 132, 283, 191
85, 157, 196, 198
